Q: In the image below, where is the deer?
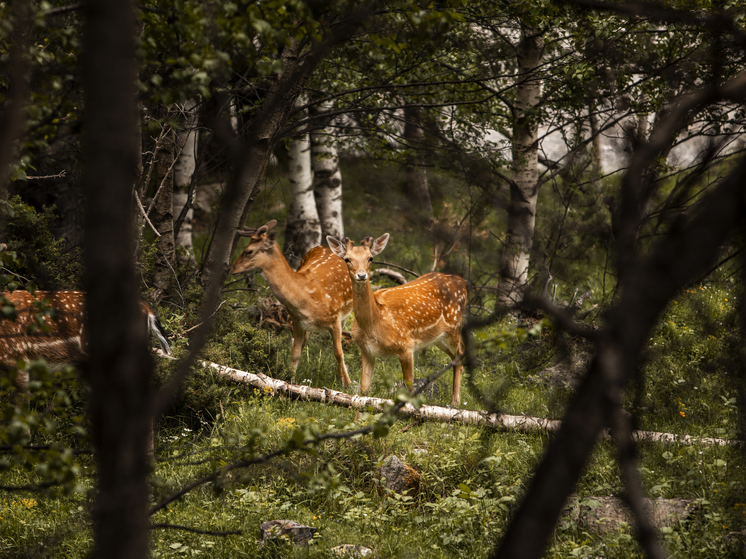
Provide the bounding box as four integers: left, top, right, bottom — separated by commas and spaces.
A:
326, 233, 467, 406
229, 219, 354, 387
0, 289, 171, 394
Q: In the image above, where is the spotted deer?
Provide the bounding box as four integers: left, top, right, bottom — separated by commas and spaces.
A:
326, 234, 467, 406
0, 290, 171, 393
230, 219, 353, 386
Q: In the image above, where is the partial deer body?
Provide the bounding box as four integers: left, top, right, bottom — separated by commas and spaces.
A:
230, 220, 353, 386
327, 234, 467, 406
0, 289, 171, 391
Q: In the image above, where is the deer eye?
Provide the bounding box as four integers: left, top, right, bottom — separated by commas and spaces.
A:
368, 257, 373, 262
344, 257, 351, 263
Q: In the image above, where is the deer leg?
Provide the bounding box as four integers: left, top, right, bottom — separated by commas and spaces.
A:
438, 333, 463, 406
399, 352, 415, 393
331, 321, 351, 387
360, 351, 376, 395
290, 321, 308, 375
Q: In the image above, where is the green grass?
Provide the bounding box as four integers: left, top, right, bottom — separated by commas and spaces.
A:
2, 161, 746, 557
4, 275, 745, 558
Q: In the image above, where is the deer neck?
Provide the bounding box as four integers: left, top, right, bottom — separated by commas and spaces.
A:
259, 244, 305, 308
351, 277, 382, 330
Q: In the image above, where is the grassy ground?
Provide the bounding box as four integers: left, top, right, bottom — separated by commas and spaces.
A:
1, 160, 745, 557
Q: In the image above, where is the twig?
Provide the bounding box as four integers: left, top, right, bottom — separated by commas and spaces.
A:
374, 261, 420, 278
132, 190, 161, 237
371, 267, 407, 284
25, 171, 66, 180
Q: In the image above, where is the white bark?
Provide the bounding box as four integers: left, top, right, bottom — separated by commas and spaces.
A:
284, 96, 321, 269
310, 99, 344, 240
498, 27, 544, 306
172, 99, 199, 257
200, 358, 739, 447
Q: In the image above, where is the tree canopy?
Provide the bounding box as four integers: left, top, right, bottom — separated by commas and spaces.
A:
2, 0, 746, 558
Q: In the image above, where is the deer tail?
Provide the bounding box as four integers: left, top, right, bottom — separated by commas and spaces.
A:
147, 311, 171, 355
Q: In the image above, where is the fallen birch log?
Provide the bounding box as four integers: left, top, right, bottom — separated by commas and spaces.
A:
201, 360, 740, 447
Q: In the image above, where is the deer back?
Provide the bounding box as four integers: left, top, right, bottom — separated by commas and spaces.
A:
373, 273, 467, 346
0, 290, 171, 366
297, 244, 352, 297
376, 272, 467, 330
0, 290, 86, 365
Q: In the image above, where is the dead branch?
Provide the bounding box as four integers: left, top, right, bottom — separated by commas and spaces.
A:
371, 267, 407, 284
201, 359, 740, 446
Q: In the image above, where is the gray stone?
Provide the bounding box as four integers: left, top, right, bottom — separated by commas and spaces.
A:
259, 519, 317, 547
331, 544, 373, 557
381, 455, 421, 495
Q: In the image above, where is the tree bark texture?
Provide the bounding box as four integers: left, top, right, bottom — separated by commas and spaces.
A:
152, 127, 176, 298
81, 0, 154, 557
403, 103, 433, 224
310, 99, 344, 240
0, 0, 29, 192
172, 99, 199, 257
284, 97, 321, 269
497, 27, 544, 306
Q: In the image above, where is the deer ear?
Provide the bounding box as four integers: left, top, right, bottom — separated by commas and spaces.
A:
370, 233, 389, 257
264, 219, 278, 231
326, 236, 346, 258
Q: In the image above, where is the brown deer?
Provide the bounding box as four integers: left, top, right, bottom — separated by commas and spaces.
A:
0, 290, 171, 393
230, 219, 353, 386
327, 233, 467, 406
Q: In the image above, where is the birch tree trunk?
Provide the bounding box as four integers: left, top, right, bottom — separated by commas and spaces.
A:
497, 27, 545, 306
310, 99, 344, 240
152, 127, 176, 298
172, 99, 199, 260
284, 96, 321, 269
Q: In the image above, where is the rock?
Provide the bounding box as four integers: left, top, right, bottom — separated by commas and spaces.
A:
259, 519, 317, 547
724, 529, 746, 555
563, 496, 698, 534
381, 455, 421, 495
331, 544, 373, 557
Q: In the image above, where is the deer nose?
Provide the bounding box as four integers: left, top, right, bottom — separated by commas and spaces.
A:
355, 271, 368, 282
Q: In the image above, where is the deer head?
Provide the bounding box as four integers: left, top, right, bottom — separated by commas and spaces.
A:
326, 233, 389, 283
230, 219, 278, 274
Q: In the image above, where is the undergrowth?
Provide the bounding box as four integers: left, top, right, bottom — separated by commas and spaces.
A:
2, 165, 746, 558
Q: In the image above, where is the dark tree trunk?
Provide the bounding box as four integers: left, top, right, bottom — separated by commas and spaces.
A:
403, 103, 433, 224
81, 0, 154, 557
